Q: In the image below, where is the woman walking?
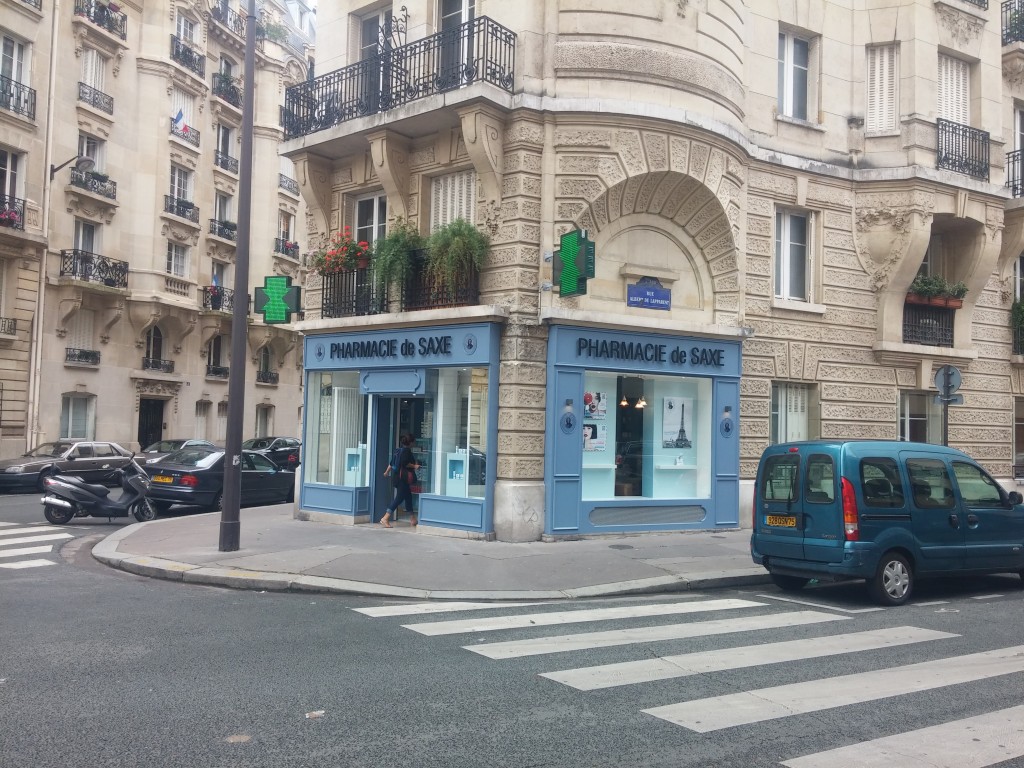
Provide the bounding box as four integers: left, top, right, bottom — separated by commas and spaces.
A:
380, 434, 419, 528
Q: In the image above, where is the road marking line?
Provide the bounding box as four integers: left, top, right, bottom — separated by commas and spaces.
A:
0, 559, 56, 569
913, 601, 949, 606
0, 526, 65, 537
756, 594, 885, 613
643, 644, 1024, 733
355, 601, 546, 617
465, 611, 848, 660
970, 594, 1003, 600
781, 704, 1024, 768
542, 627, 957, 691
404, 598, 766, 636
0, 521, 17, 527
0, 533, 73, 546
0, 545, 53, 559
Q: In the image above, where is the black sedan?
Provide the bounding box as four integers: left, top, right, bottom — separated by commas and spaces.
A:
241, 437, 301, 468
0, 440, 134, 492
145, 447, 295, 513
141, 439, 217, 465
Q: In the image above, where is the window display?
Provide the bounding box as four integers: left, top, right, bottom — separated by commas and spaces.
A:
304, 371, 368, 486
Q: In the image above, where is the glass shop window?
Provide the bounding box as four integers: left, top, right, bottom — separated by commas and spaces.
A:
428, 367, 489, 499
304, 371, 368, 486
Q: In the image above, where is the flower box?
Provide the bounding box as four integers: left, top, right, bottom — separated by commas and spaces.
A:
905, 293, 963, 309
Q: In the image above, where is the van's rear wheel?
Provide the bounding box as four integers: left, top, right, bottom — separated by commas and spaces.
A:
770, 574, 809, 592
869, 552, 913, 606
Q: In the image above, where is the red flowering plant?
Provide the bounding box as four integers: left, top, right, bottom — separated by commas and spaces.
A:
309, 226, 372, 275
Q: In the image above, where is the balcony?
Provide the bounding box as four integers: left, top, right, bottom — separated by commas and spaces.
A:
170, 35, 205, 77
256, 370, 279, 385
279, 174, 299, 195
59, 249, 129, 288
402, 250, 479, 311
283, 16, 516, 139
70, 168, 117, 200
214, 150, 239, 174
170, 120, 200, 147
164, 195, 199, 223
73, 0, 128, 40
202, 285, 236, 311
211, 3, 265, 52
274, 238, 299, 258
936, 118, 990, 181
321, 268, 388, 318
1015, 326, 1024, 355
21, 0, 42, 9
0, 74, 36, 120
963, 0, 988, 7
903, 304, 955, 348
206, 364, 229, 378
0, 318, 15, 335
1005, 0, 1024, 44
66, 348, 100, 365
142, 357, 175, 373
1008, 149, 1024, 197
209, 219, 237, 241
212, 73, 242, 108
78, 82, 113, 114
0, 196, 26, 231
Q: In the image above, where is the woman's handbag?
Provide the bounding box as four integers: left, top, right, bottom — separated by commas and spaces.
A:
404, 466, 417, 485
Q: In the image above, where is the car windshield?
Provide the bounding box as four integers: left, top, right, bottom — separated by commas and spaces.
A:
144, 440, 185, 453
242, 439, 272, 450
25, 442, 74, 458
161, 448, 222, 468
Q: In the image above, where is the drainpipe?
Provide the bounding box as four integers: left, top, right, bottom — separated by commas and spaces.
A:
27, 0, 63, 451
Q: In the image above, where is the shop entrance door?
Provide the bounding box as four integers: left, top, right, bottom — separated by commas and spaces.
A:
372, 396, 433, 523
138, 398, 164, 450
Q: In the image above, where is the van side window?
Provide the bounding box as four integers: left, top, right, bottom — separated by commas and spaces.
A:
761, 455, 799, 501
952, 462, 1003, 507
804, 454, 834, 503
906, 458, 956, 509
860, 458, 905, 508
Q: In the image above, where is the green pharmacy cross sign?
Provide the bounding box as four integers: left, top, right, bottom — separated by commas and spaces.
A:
254, 275, 301, 324
554, 228, 595, 297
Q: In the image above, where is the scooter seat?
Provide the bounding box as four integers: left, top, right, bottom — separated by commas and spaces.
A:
57, 475, 111, 497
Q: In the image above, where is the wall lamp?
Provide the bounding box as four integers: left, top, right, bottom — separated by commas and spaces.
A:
50, 154, 95, 181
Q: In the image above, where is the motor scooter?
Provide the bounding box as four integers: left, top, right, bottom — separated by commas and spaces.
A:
40, 456, 157, 525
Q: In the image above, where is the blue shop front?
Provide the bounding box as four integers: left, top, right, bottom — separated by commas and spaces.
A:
545, 325, 741, 535
301, 323, 500, 535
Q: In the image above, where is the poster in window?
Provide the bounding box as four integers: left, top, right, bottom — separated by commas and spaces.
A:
583, 391, 607, 420
662, 397, 693, 449
583, 423, 607, 451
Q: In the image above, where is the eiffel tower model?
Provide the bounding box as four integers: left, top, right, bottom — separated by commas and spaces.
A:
673, 402, 692, 448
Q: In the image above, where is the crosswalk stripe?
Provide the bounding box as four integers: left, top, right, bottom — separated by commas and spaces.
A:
355, 601, 546, 617
0, 545, 54, 559
466, 610, 848, 660
0, 526, 62, 537
781, 704, 1024, 768
0, 521, 17, 527
643, 644, 1024, 733
0, 559, 55, 570
756, 594, 885, 614
541, 626, 957, 691
0, 533, 73, 546
404, 598, 766, 637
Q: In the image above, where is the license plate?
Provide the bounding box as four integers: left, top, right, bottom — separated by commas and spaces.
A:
766, 515, 797, 528
151, 475, 173, 483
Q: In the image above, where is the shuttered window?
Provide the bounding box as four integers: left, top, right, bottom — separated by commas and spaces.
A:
60, 395, 95, 440
68, 309, 95, 351
195, 401, 210, 441
866, 45, 897, 132
171, 86, 194, 126
216, 402, 228, 443
430, 170, 476, 230
771, 383, 818, 444
81, 48, 106, 92
938, 54, 969, 125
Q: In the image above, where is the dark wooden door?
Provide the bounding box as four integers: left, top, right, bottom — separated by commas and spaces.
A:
138, 398, 164, 450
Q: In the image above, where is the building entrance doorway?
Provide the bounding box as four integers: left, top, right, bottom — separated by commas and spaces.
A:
138, 398, 164, 450
372, 395, 432, 523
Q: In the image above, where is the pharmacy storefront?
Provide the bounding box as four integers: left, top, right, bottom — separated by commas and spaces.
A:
545, 325, 741, 535
301, 323, 500, 535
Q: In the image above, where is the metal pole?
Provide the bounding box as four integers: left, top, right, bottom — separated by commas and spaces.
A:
942, 365, 950, 447
219, 0, 256, 551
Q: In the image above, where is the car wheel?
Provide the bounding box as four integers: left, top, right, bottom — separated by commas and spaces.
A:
132, 498, 158, 522
869, 552, 913, 606
770, 574, 809, 592
44, 503, 75, 525
207, 491, 223, 513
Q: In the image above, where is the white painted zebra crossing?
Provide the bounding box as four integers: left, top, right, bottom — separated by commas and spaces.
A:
0, 521, 72, 569
354, 596, 1024, 766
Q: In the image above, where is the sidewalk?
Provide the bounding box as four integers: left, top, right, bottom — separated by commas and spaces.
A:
91, 505, 770, 600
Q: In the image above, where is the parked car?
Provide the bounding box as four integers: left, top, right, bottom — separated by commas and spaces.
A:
241, 437, 301, 468
145, 447, 295, 513
141, 439, 217, 464
751, 440, 1024, 606
0, 440, 134, 492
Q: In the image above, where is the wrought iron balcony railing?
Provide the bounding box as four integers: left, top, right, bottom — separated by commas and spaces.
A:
212, 73, 242, 108
206, 364, 229, 378
202, 285, 235, 311
20, 0, 42, 10
279, 174, 299, 195
170, 120, 200, 147
60, 249, 129, 288
73, 0, 128, 40
0, 318, 16, 335
1015, 325, 1024, 355
214, 150, 239, 173
256, 370, 279, 385
66, 348, 100, 365
209, 219, 237, 241
211, 3, 265, 51
274, 238, 299, 258
0, 74, 36, 120
936, 118, 990, 181
903, 304, 955, 348
170, 35, 205, 77
321, 268, 388, 318
1005, 0, 1024, 44
77, 82, 114, 114
283, 16, 516, 139
401, 250, 480, 311
142, 357, 175, 373
1008, 149, 1024, 197
70, 168, 117, 199
0, 195, 26, 231
964, 0, 988, 8
164, 195, 199, 223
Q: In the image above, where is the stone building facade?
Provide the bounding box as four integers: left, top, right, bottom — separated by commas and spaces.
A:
284, 0, 1024, 541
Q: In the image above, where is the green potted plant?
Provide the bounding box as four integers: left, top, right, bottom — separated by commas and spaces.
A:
1012, 299, 1024, 354
426, 218, 489, 293
373, 217, 425, 293
309, 227, 371, 275
907, 274, 966, 308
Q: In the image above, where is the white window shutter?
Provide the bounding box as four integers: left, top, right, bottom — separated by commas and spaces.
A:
68, 309, 95, 351
938, 54, 968, 124
785, 384, 808, 441
431, 170, 477, 230
867, 45, 896, 132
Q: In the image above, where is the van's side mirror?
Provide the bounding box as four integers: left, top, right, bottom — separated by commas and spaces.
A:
1008, 491, 1023, 506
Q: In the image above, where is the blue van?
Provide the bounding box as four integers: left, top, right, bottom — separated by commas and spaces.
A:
750, 440, 1024, 605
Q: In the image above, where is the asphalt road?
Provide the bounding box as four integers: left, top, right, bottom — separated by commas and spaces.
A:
2, 494, 1024, 767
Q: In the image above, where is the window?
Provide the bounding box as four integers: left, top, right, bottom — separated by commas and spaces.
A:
74, 219, 97, 253
952, 462, 1003, 507
278, 210, 294, 241
81, 48, 106, 92
860, 457, 905, 508
78, 133, 104, 172
778, 31, 810, 120
218, 56, 234, 78
906, 457, 955, 509
938, 54, 969, 125
166, 242, 188, 277
212, 260, 227, 287
804, 454, 835, 503
60, 394, 95, 439
1, 34, 28, 85
255, 404, 273, 437
207, 335, 224, 366
215, 193, 232, 222
440, 0, 476, 30
258, 346, 272, 373
216, 401, 228, 443
169, 164, 192, 201
176, 12, 195, 43
866, 44, 898, 133
0, 148, 20, 198
1015, 255, 1024, 300
68, 309, 95, 352
899, 392, 940, 443
145, 327, 163, 360
775, 211, 809, 301
771, 382, 818, 444
170, 86, 194, 129
430, 170, 476, 230
195, 401, 210, 440
216, 123, 232, 156
760, 455, 799, 501
356, 194, 387, 246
